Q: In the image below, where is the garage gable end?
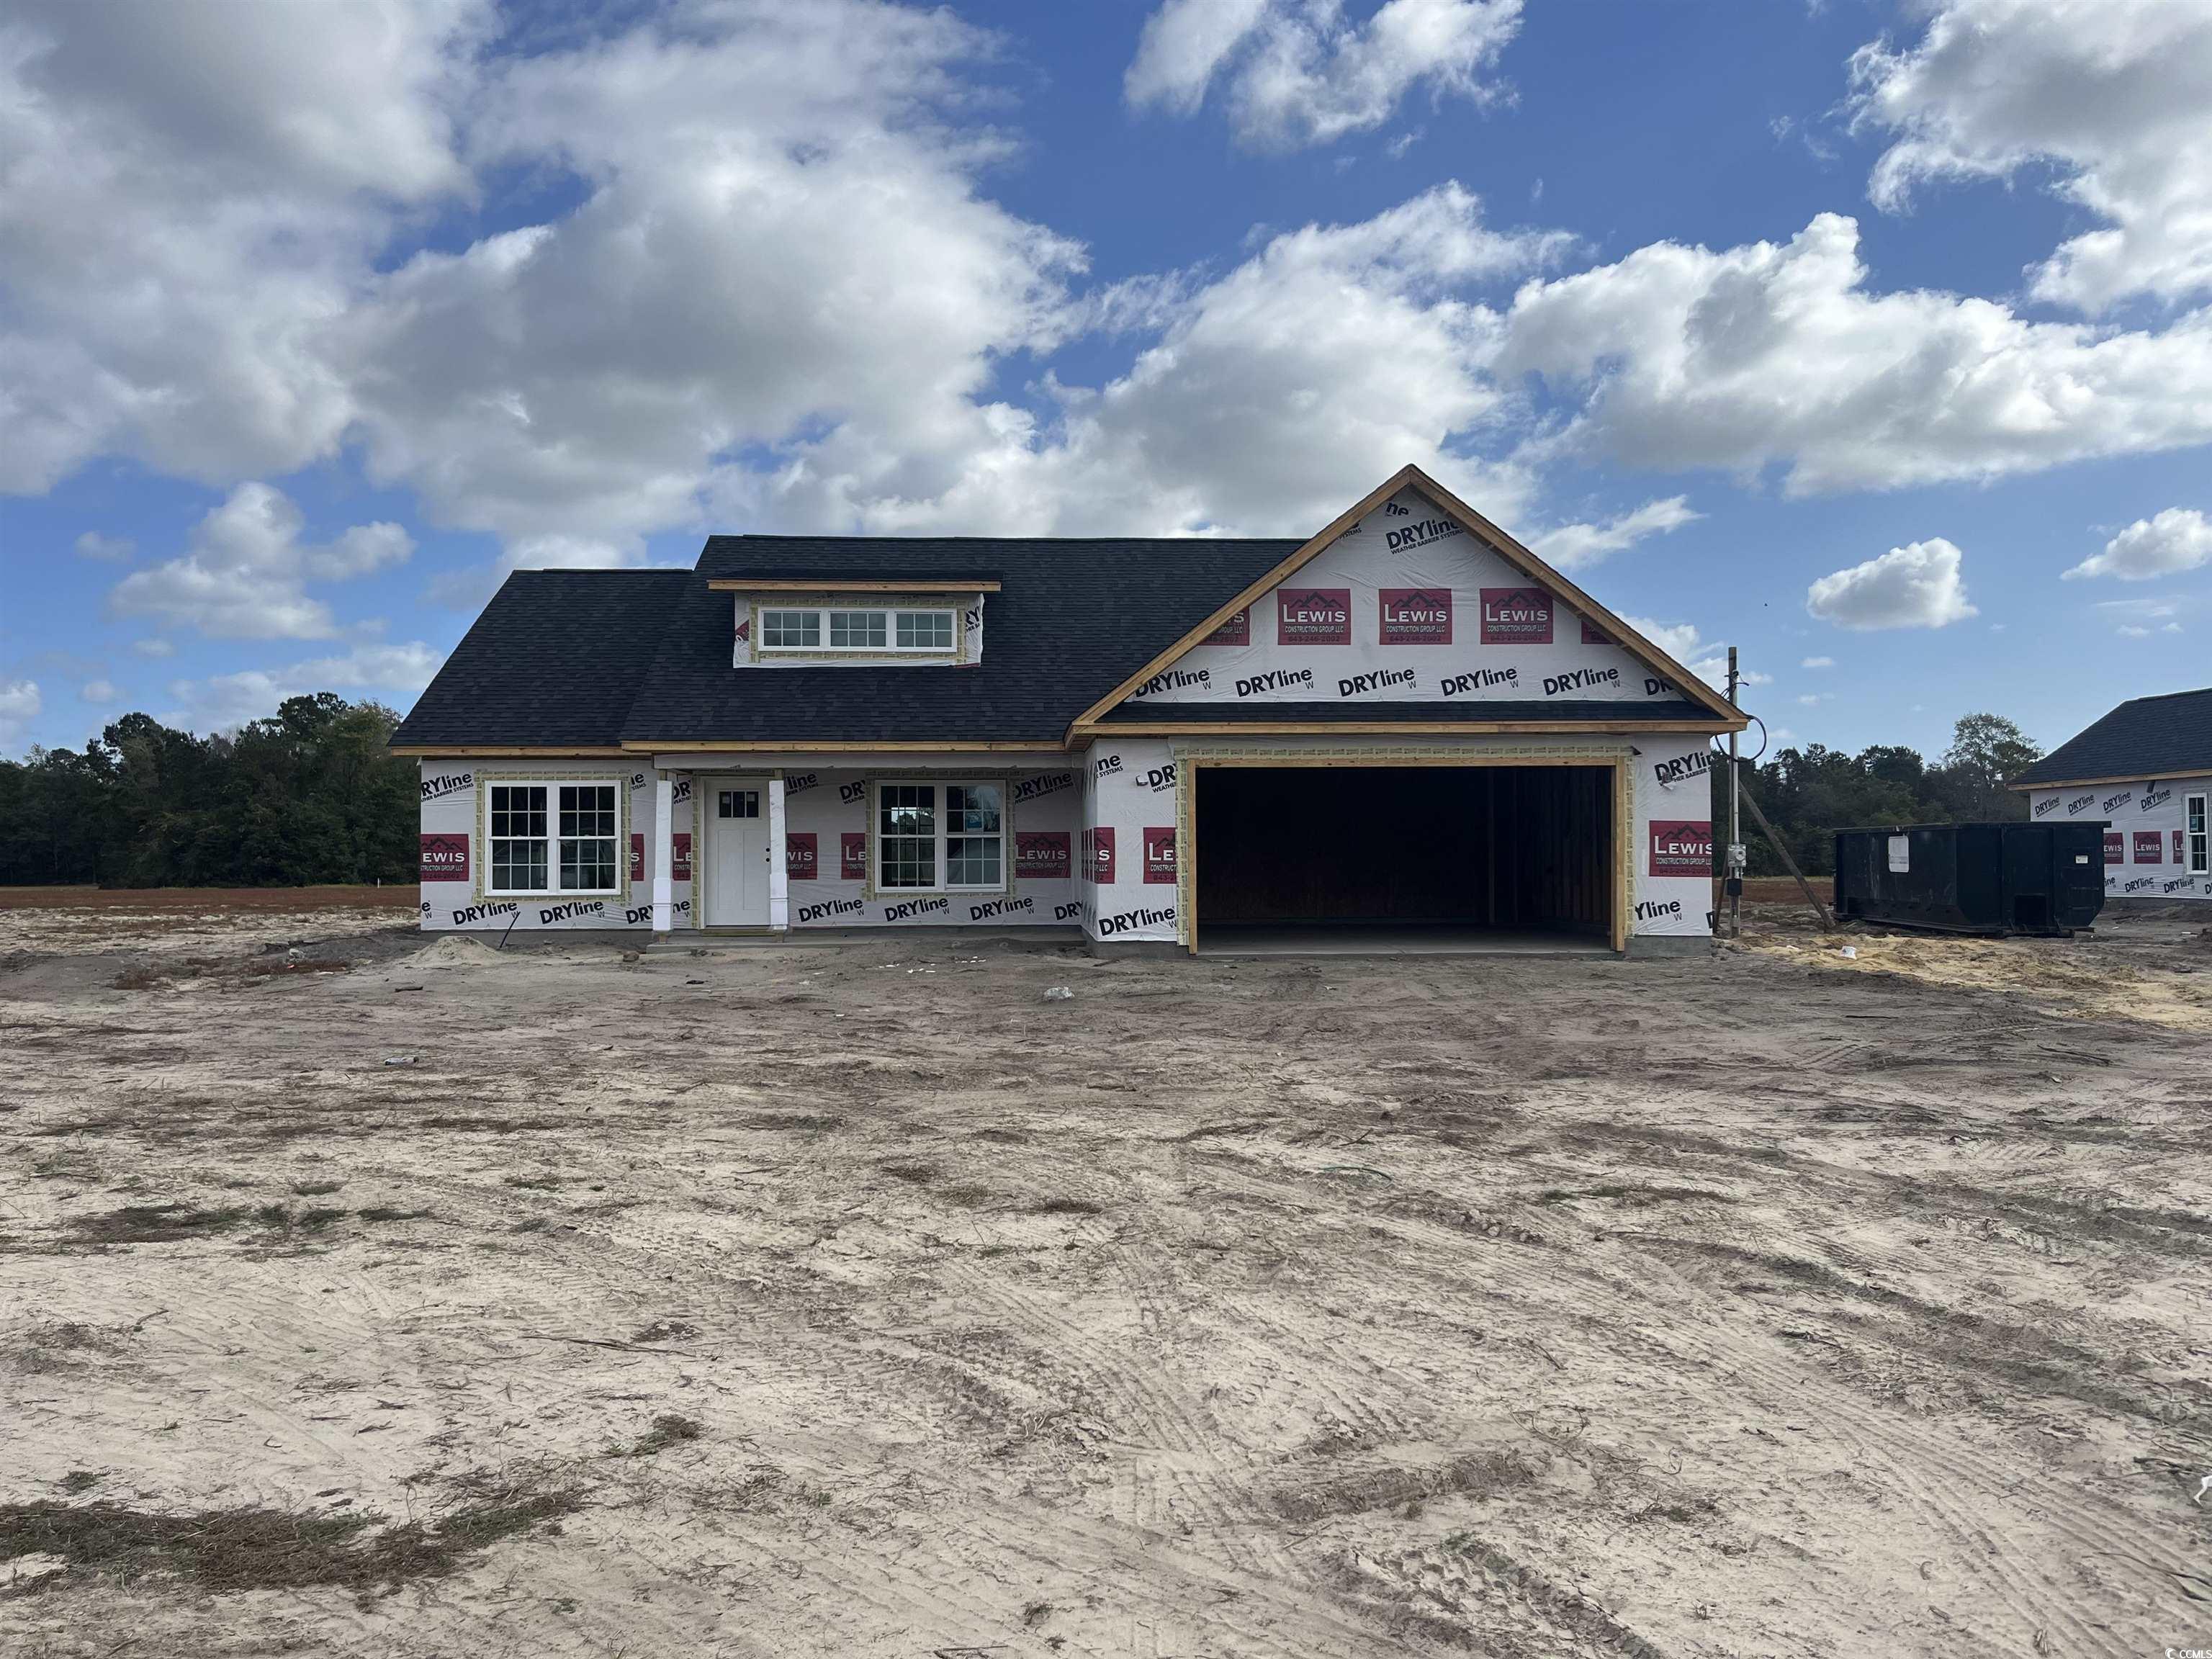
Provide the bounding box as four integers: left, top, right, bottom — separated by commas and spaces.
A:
1071, 465, 1743, 733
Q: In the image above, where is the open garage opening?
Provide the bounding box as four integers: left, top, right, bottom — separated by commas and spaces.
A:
1192, 764, 1617, 955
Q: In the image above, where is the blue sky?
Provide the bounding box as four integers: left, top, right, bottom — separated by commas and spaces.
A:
4, 0, 2211, 763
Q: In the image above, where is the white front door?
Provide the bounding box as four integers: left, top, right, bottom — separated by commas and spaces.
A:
706, 784, 770, 926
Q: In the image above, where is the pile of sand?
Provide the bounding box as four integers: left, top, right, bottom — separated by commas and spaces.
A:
406, 936, 508, 969
1750, 930, 2212, 1032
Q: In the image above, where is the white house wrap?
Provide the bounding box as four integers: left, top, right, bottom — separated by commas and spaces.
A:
393, 465, 1748, 953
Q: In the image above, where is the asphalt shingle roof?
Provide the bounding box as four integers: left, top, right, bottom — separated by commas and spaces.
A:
619, 536, 1303, 745
392, 535, 1732, 749
390, 569, 688, 748
2012, 685, 2212, 787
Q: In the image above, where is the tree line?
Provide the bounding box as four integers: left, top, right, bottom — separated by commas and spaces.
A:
0, 696, 2039, 889
0, 695, 418, 888
1711, 712, 2043, 878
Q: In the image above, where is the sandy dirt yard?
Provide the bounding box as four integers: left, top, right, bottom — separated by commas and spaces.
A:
4, 894, 2211, 1658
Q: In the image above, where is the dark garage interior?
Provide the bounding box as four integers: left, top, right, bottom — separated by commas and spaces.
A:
1193, 764, 1614, 945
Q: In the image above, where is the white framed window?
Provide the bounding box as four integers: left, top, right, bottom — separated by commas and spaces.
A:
718, 788, 760, 819
2190, 792, 2208, 875
486, 782, 621, 896
760, 610, 820, 649
877, 781, 1002, 891
756, 606, 958, 655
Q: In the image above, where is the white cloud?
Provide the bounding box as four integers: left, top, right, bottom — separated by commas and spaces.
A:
1526, 495, 1698, 570
1851, 0, 2212, 310
1496, 213, 2212, 495
80, 678, 117, 704
1126, 0, 1522, 151
778, 182, 1568, 537
1800, 655, 1834, 668
130, 637, 174, 659
1797, 692, 1830, 705
73, 531, 132, 561
1619, 616, 1768, 693
1806, 537, 1977, 629
0, 0, 483, 493
167, 641, 443, 732
108, 482, 412, 639
0, 678, 40, 749
2064, 508, 2212, 582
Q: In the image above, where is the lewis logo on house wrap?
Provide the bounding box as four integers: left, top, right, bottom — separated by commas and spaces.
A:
418, 834, 469, 881
2105, 832, 2124, 865
2134, 831, 2163, 863
1276, 588, 1350, 646
672, 832, 692, 881
1203, 606, 1249, 647
1143, 827, 1175, 884
421, 770, 472, 802
1012, 771, 1074, 804
1082, 826, 1115, 884
629, 833, 644, 881
2177, 829, 2188, 864
840, 832, 868, 880
1648, 819, 1714, 876
1480, 587, 1553, 645
1379, 588, 1452, 645
787, 832, 817, 878
1016, 830, 1071, 878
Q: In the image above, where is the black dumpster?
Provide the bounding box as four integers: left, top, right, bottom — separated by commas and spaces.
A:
1832, 822, 2107, 936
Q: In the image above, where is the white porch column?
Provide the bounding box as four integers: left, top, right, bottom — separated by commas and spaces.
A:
651, 769, 674, 932
766, 774, 789, 930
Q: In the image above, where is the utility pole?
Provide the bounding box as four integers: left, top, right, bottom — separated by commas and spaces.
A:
1726, 647, 1743, 938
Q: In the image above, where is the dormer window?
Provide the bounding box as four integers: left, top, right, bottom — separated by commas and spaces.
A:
757, 606, 959, 656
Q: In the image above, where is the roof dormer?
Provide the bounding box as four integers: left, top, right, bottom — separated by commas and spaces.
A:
706, 577, 997, 667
